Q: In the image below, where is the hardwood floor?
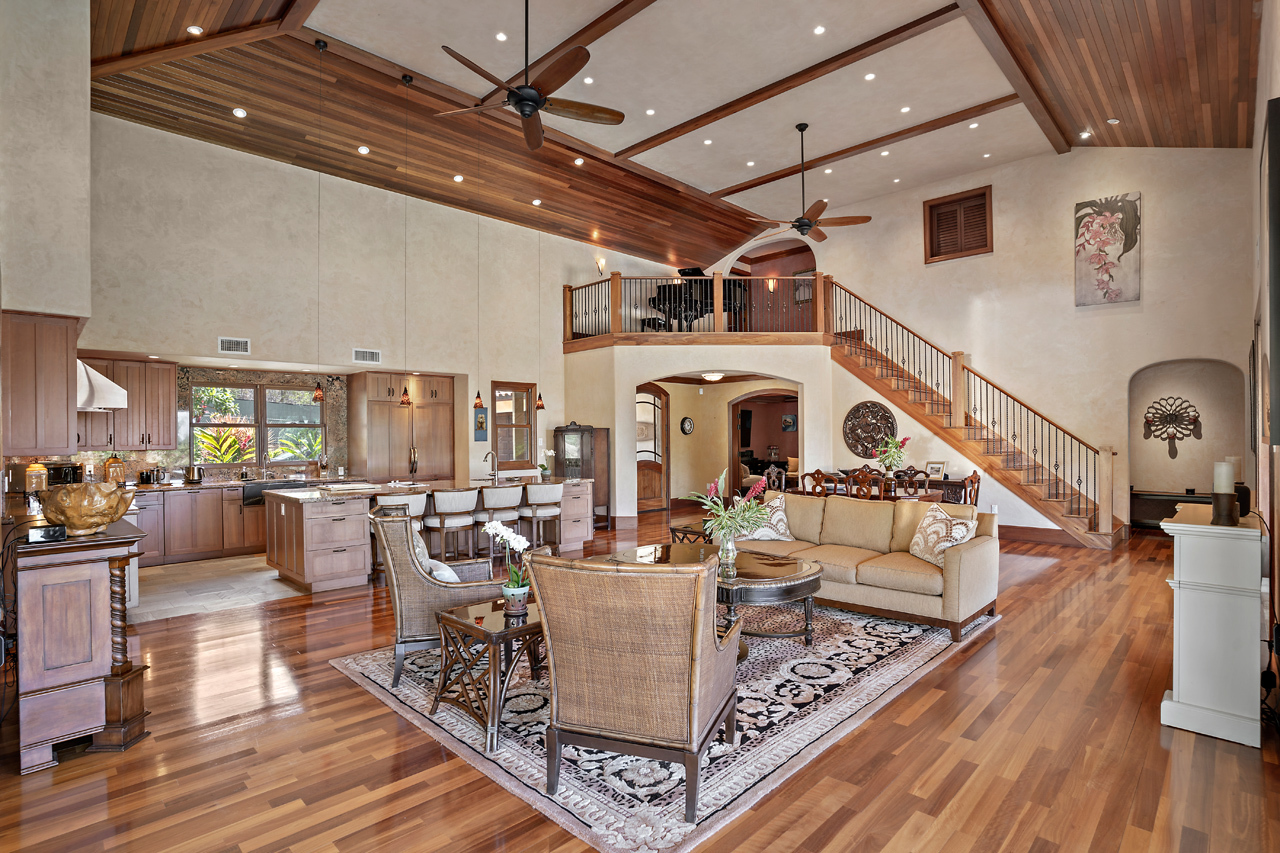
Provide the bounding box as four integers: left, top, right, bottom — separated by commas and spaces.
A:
0, 515, 1276, 852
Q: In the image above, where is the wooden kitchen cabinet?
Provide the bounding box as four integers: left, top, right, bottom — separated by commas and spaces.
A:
414, 401, 454, 480
163, 489, 223, 559
243, 505, 266, 549
222, 502, 244, 550
2, 312, 78, 456
77, 358, 115, 451
111, 359, 176, 451
266, 492, 370, 592
349, 371, 453, 483
133, 492, 165, 568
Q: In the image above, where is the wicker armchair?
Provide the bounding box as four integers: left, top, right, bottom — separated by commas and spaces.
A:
528, 549, 741, 823
371, 509, 503, 688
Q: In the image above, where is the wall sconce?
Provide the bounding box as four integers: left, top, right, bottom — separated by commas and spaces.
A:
596, 257, 607, 274
767, 278, 776, 293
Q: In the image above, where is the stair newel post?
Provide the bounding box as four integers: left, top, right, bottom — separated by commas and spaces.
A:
712, 271, 725, 332
1097, 445, 1115, 534
812, 272, 826, 335
950, 352, 967, 430
562, 285, 573, 343
609, 271, 622, 335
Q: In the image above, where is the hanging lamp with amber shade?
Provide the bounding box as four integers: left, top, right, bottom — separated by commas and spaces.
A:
474, 390, 484, 409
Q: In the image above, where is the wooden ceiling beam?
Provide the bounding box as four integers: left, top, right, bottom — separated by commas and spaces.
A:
91, 20, 285, 78
279, 0, 324, 31
957, 0, 1071, 154
713, 94, 1021, 198
614, 4, 964, 160
739, 244, 812, 265
479, 0, 662, 103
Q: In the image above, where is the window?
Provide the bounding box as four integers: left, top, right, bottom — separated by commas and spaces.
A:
924, 185, 992, 263
492, 381, 535, 470
191, 383, 325, 467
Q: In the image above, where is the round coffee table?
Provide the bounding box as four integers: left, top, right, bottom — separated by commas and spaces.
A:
718, 551, 823, 649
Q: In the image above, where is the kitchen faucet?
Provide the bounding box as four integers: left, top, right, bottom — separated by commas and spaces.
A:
483, 450, 498, 481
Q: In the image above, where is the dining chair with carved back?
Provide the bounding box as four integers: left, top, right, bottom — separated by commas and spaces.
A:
800, 470, 841, 496
895, 466, 929, 497
763, 464, 786, 492
960, 470, 982, 505
843, 468, 884, 500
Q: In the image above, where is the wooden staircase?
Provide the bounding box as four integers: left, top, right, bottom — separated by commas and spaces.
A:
828, 302, 1124, 550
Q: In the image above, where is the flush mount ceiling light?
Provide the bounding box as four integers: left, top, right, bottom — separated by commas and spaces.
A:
701, 372, 725, 382
864, 73, 875, 80
573, 157, 584, 165
704, 139, 713, 145
813, 25, 825, 34
880, 150, 889, 156
969, 122, 979, 129
983, 153, 991, 157
893, 178, 900, 182
824, 168, 832, 174
747, 161, 755, 166
232, 107, 247, 118
186, 25, 204, 35
453, 174, 464, 182
357, 145, 370, 154
583, 77, 593, 84
1079, 130, 1092, 139
496, 32, 507, 40
646, 109, 655, 115
532, 199, 542, 205
1107, 118, 1120, 124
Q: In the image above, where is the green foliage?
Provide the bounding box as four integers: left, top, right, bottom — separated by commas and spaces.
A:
194, 386, 246, 422
194, 426, 254, 463
686, 468, 769, 542
272, 428, 324, 461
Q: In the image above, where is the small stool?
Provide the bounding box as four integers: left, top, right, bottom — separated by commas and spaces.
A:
518, 482, 563, 549
473, 484, 524, 555
370, 492, 426, 585
424, 488, 480, 559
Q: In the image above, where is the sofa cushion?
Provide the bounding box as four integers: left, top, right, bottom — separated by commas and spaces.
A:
792, 544, 881, 586
857, 552, 944, 596
819, 496, 895, 553
736, 538, 814, 558
741, 494, 793, 541
775, 492, 826, 543
890, 501, 977, 552
909, 503, 978, 568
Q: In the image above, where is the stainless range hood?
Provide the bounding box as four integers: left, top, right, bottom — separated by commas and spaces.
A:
76, 360, 129, 411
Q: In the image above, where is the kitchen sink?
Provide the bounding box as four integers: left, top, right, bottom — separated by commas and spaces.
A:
241, 481, 315, 505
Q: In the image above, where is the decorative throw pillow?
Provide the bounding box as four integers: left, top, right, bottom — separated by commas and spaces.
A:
410, 533, 462, 583
742, 494, 794, 541
909, 503, 977, 568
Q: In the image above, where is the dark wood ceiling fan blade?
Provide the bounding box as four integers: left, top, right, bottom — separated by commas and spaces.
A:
816, 215, 872, 226
530, 46, 590, 97
747, 216, 788, 224
522, 111, 545, 149
803, 199, 828, 222
435, 102, 510, 118
808, 227, 828, 242
754, 227, 792, 241
441, 46, 518, 94
543, 98, 624, 125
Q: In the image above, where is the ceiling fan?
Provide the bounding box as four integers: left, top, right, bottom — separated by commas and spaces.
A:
435, 0, 624, 150
751, 123, 871, 243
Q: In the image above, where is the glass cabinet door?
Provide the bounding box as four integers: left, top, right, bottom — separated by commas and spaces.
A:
562, 433, 583, 478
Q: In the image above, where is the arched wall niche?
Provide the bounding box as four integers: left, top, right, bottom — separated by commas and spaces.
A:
1127, 359, 1247, 493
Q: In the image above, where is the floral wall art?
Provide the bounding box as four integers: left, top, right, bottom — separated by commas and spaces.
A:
1074, 192, 1141, 306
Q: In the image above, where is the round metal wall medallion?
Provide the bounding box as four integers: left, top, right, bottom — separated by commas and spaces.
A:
843, 402, 896, 458
680, 417, 695, 435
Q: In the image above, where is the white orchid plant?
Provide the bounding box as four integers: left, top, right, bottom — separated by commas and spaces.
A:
483, 520, 531, 588
539, 448, 555, 473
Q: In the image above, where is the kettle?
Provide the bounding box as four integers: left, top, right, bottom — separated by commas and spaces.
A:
183, 466, 204, 483
151, 466, 168, 484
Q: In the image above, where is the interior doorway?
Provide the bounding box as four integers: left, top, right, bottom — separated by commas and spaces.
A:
729, 390, 800, 493
636, 383, 670, 513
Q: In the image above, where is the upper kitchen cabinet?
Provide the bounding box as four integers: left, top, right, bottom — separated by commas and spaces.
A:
348, 370, 454, 483
112, 359, 176, 451
3, 312, 78, 456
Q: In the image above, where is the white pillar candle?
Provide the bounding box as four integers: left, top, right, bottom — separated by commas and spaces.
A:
1225, 456, 1242, 482
1213, 462, 1234, 493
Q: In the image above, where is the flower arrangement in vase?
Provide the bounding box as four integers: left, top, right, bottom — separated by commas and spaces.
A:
872, 435, 910, 474
539, 449, 555, 481
483, 521, 531, 612
686, 469, 769, 578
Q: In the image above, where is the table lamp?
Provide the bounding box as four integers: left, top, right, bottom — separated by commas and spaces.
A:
1211, 461, 1239, 526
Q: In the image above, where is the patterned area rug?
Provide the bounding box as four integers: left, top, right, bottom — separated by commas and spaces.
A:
331, 603, 996, 853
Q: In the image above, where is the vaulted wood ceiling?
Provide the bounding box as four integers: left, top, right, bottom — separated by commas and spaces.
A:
88, 0, 1262, 267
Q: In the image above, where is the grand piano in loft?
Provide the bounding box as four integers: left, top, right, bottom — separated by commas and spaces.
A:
641, 268, 748, 332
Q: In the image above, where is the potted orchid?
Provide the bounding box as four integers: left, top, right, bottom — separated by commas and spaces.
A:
483, 521, 532, 613
686, 469, 769, 577
872, 435, 910, 474
539, 449, 555, 481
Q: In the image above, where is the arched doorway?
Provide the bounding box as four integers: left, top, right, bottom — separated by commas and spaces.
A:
636, 382, 670, 513
729, 388, 800, 494
730, 239, 818, 333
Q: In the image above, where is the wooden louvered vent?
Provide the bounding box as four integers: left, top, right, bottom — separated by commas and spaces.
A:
924, 185, 992, 263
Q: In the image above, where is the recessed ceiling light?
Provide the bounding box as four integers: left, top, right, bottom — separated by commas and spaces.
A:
1079, 131, 1091, 139
453, 174, 464, 182
186, 25, 204, 35
532, 199, 542, 206
880, 150, 889, 156
574, 157, 584, 165
303, 368, 311, 372
646, 109, 655, 115
412, 372, 421, 375
900, 106, 910, 113
823, 198, 828, 202
704, 139, 712, 145
232, 107, 247, 118
747, 161, 754, 166
813, 26, 825, 35
893, 178, 900, 183
583, 77, 593, 84
983, 153, 990, 158
969, 122, 979, 129
824, 168, 832, 174
1107, 118, 1120, 124
357, 145, 370, 154
148, 355, 160, 359
864, 73, 875, 81
496, 32, 507, 41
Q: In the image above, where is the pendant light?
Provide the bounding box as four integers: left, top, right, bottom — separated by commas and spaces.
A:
399, 74, 413, 408
312, 38, 328, 404
535, 234, 545, 410
474, 215, 483, 409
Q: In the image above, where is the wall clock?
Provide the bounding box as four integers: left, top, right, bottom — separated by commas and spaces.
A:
843, 402, 896, 459
680, 417, 695, 435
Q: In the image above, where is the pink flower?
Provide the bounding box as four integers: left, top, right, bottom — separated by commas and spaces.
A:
1088, 252, 1109, 267
745, 478, 766, 501
900, 437, 910, 445
707, 480, 718, 498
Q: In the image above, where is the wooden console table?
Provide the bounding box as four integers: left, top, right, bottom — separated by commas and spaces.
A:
15, 520, 149, 773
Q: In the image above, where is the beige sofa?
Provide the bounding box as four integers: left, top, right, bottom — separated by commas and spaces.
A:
737, 491, 999, 641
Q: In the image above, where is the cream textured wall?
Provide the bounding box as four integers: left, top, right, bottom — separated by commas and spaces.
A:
710, 146, 1254, 523
0, 0, 92, 316
84, 115, 673, 479
1128, 360, 1248, 494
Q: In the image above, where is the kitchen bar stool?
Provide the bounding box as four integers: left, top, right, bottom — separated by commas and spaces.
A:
473, 484, 524, 556
518, 482, 563, 549
424, 488, 480, 560
370, 493, 427, 584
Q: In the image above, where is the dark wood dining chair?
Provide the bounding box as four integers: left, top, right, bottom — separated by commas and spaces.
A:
763, 464, 786, 491
801, 470, 841, 496
895, 465, 929, 496
844, 469, 884, 500
960, 470, 982, 505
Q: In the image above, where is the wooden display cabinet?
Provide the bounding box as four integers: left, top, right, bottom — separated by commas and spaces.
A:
553, 422, 611, 528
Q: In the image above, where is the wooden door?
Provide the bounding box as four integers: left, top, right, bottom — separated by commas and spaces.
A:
2, 312, 77, 456
635, 385, 668, 513
163, 490, 197, 555
242, 505, 267, 549
78, 358, 115, 450
367, 403, 391, 482
389, 404, 412, 480
415, 403, 454, 480
113, 361, 148, 451
145, 362, 177, 449
222, 502, 244, 549
135, 500, 164, 566
192, 490, 224, 552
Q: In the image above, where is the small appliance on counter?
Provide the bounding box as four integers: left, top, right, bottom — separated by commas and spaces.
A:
183, 466, 204, 484
5, 461, 82, 492
104, 454, 125, 485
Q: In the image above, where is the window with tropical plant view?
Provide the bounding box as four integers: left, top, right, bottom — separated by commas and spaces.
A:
192, 384, 325, 466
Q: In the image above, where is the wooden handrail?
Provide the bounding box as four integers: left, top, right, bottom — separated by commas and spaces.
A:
566, 278, 610, 292
828, 279, 952, 358
961, 363, 1099, 454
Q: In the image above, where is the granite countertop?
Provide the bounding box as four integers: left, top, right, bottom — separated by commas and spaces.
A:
129, 476, 366, 492
266, 476, 593, 504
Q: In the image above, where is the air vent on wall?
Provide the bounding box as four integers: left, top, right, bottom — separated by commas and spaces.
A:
353, 348, 383, 365
218, 336, 251, 355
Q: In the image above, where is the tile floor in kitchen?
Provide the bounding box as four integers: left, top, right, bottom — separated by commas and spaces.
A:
130, 555, 304, 623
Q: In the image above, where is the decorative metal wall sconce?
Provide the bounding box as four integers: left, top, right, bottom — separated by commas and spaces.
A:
1143, 396, 1201, 458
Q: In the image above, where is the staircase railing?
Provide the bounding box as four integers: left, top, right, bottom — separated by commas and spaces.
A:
829, 281, 952, 402
565, 278, 611, 340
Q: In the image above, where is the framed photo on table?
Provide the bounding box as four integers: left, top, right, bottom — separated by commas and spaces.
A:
925, 460, 946, 477
474, 408, 489, 442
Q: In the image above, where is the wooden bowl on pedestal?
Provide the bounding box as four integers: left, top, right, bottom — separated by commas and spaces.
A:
38, 483, 137, 536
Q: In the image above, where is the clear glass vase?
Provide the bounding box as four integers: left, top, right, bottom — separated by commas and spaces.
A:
719, 537, 738, 578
